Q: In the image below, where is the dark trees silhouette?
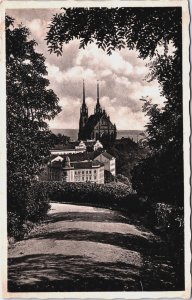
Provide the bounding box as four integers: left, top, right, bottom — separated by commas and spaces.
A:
6, 16, 61, 227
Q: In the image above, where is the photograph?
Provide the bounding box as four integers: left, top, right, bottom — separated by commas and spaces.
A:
1, 0, 191, 298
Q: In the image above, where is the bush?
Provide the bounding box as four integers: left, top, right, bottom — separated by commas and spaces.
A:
151, 202, 184, 288
116, 174, 132, 190
25, 183, 51, 222
104, 170, 115, 183
39, 181, 146, 213
8, 182, 50, 239
8, 212, 23, 239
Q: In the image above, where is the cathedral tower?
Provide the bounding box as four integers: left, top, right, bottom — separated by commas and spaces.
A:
95, 81, 102, 115
78, 81, 88, 140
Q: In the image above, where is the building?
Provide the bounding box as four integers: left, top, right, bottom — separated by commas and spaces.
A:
94, 151, 116, 176
78, 81, 117, 142
48, 156, 104, 184
50, 140, 87, 155
93, 140, 103, 151
50, 140, 104, 155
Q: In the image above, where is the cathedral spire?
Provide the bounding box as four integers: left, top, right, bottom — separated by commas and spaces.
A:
95, 80, 102, 114
83, 80, 85, 105
80, 80, 88, 115
97, 80, 100, 104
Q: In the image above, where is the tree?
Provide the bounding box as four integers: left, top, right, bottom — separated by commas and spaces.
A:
6, 16, 61, 220
46, 7, 183, 206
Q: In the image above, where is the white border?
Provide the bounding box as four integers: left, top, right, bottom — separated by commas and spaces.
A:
0, 0, 191, 299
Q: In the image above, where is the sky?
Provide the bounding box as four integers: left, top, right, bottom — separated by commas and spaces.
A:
7, 8, 167, 130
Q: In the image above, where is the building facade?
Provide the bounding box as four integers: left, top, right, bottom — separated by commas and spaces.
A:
48, 156, 104, 184
94, 152, 116, 176
78, 81, 117, 142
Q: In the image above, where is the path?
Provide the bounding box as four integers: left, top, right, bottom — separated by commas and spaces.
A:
8, 203, 175, 292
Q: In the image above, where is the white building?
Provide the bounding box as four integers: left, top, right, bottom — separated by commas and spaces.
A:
93, 140, 103, 151
50, 141, 86, 155
94, 152, 116, 176
48, 156, 104, 184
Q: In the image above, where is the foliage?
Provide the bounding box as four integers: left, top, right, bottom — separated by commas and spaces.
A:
8, 212, 24, 239
46, 8, 181, 58
50, 133, 70, 146
116, 174, 132, 190
6, 16, 61, 235
131, 96, 183, 207
108, 138, 148, 179
104, 170, 115, 183
25, 183, 51, 222
8, 182, 50, 239
154, 203, 184, 230
40, 181, 145, 213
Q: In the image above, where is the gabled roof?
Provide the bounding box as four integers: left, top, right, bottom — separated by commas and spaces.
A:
95, 151, 114, 160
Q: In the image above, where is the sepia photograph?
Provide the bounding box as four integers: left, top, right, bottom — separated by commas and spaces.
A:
1, 0, 191, 298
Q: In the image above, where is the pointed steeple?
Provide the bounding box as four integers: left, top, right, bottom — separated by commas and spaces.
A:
95, 80, 102, 114
83, 80, 85, 105
78, 80, 88, 140
97, 80, 99, 104
81, 80, 88, 113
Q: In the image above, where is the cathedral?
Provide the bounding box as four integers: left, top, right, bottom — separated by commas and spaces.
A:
78, 81, 117, 142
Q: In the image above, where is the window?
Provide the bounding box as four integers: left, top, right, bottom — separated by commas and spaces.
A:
89, 170, 91, 174
82, 171, 84, 174
86, 170, 88, 174
94, 176, 96, 180
94, 170, 96, 173
82, 177, 84, 181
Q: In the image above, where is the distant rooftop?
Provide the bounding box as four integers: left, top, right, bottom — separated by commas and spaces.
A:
95, 152, 114, 160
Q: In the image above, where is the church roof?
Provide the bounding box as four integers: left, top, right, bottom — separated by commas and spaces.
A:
83, 114, 101, 134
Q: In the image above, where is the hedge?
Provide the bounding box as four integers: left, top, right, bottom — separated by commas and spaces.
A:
37, 181, 147, 213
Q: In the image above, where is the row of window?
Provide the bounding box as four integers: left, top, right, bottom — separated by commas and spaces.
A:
75, 176, 97, 182
75, 170, 97, 175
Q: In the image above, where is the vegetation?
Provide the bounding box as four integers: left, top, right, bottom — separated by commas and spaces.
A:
50, 132, 70, 146
7, 16, 61, 238
38, 181, 146, 213
108, 138, 148, 179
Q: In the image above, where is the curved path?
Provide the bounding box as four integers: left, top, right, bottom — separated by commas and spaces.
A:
8, 203, 175, 292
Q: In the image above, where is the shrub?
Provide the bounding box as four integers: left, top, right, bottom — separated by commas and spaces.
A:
25, 183, 51, 222
116, 174, 132, 190
8, 212, 23, 239
154, 202, 184, 231
39, 181, 146, 213
8, 182, 51, 239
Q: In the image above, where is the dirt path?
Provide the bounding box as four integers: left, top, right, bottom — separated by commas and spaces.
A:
8, 203, 175, 292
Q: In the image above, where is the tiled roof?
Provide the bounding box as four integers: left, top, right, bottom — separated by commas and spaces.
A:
101, 152, 114, 160
49, 159, 104, 170
95, 151, 114, 160
71, 160, 104, 169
